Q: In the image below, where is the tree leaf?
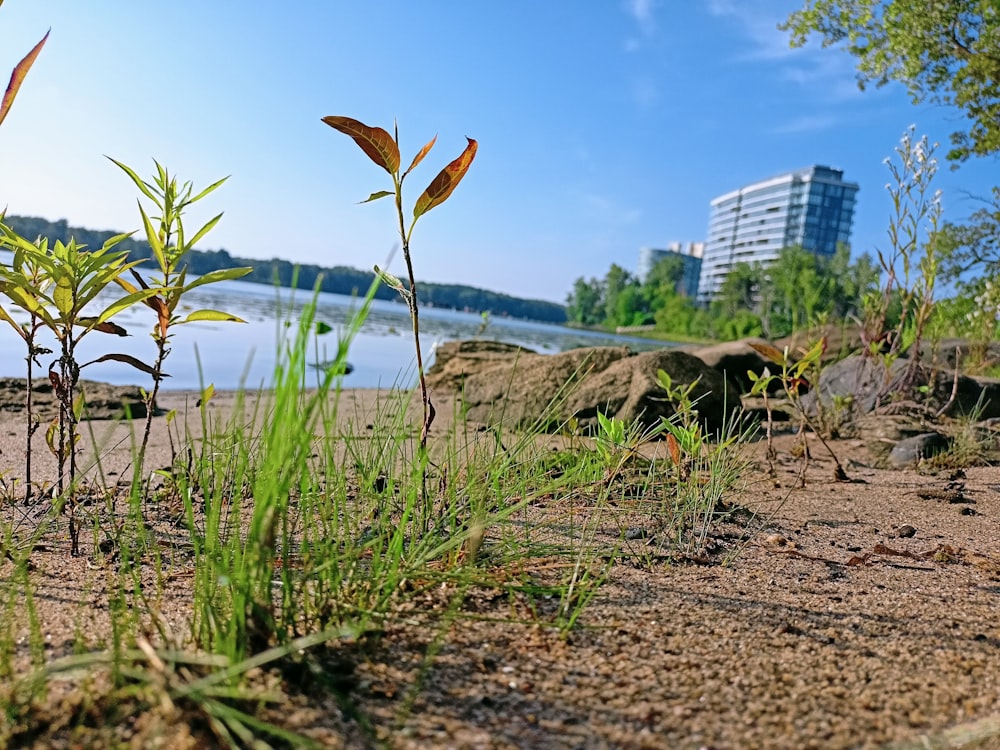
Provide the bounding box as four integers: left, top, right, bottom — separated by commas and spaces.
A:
0, 29, 48, 128
77, 318, 127, 336
359, 190, 394, 204
413, 137, 478, 220
322, 116, 400, 175
81, 352, 165, 377
182, 266, 253, 292
747, 341, 787, 366
182, 309, 247, 324
0, 304, 27, 342
186, 211, 224, 250
374, 264, 406, 293
665, 433, 681, 467
402, 134, 437, 180
94, 289, 161, 327
107, 156, 160, 204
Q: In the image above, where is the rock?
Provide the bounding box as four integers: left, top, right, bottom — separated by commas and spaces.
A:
426, 340, 536, 392
887, 432, 951, 469
919, 338, 1000, 373
805, 353, 1000, 421
455, 346, 740, 435
684, 337, 775, 393
0, 378, 151, 420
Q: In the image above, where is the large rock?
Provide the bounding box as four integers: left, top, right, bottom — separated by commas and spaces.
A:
684, 337, 774, 393
452, 346, 739, 435
0, 378, 151, 420
426, 340, 536, 392
806, 353, 1000, 421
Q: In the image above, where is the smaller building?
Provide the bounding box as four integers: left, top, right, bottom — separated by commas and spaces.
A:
637, 242, 704, 299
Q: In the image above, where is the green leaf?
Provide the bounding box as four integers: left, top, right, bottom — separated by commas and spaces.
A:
0, 304, 28, 342
315, 321, 333, 335
94, 289, 162, 326
0, 29, 48, 128
53, 274, 74, 317
186, 212, 224, 250
182, 309, 246, 324
359, 190, 394, 204
138, 203, 167, 271
413, 137, 477, 220
182, 266, 252, 292
373, 264, 405, 293
107, 156, 160, 204
189, 175, 229, 205
322, 116, 400, 175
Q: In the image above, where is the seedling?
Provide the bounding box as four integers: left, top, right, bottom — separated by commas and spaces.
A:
0, 233, 160, 553
110, 158, 252, 473
748, 339, 849, 484
322, 115, 477, 449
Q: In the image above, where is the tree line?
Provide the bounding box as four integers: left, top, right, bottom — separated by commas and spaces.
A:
565, 245, 880, 342
1, 215, 568, 324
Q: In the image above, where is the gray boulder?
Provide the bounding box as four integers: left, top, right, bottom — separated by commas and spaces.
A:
806, 353, 1000, 420
685, 337, 774, 393
454, 346, 740, 435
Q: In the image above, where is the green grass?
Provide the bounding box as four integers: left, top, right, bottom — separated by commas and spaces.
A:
0, 284, 759, 747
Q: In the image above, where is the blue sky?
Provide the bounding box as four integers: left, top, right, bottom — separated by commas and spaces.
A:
1, 1, 996, 304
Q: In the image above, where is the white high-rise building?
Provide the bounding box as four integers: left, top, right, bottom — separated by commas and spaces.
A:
697, 166, 858, 303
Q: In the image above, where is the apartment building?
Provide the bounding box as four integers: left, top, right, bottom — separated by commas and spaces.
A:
696, 166, 858, 303
637, 241, 704, 299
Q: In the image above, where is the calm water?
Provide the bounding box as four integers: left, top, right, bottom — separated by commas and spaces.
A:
0, 275, 675, 391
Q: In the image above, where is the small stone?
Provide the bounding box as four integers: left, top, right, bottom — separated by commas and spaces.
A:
895, 525, 917, 538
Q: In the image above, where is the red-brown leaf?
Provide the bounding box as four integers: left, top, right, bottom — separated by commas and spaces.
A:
748, 341, 786, 366
83, 353, 165, 378
413, 137, 477, 219
322, 116, 400, 175
666, 433, 681, 466
77, 317, 128, 336
0, 29, 49, 128
402, 134, 437, 180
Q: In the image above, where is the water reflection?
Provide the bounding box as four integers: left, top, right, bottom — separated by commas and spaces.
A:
0, 276, 676, 391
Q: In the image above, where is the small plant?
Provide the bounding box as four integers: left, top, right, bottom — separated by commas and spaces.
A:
322, 115, 477, 449
110, 157, 252, 475
863, 126, 944, 402
0, 234, 159, 553
748, 339, 849, 484
0, 227, 53, 503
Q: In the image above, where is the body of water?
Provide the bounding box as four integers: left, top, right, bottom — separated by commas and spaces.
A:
0, 275, 677, 391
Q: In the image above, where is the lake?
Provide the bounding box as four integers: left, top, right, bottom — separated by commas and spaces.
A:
0, 275, 676, 391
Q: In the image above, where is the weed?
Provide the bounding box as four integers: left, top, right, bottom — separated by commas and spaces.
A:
748, 339, 849, 484
110, 158, 252, 478
322, 116, 477, 449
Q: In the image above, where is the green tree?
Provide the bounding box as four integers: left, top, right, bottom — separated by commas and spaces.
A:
782, 1, 1000, 162
565, 276, 605, 325
940, 186, 1000, 279
603, 264, 638, 326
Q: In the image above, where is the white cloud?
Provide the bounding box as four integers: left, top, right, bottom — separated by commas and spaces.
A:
623, 0, 656, 49
627, 0, 656, 28
706, 0, 866, 98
